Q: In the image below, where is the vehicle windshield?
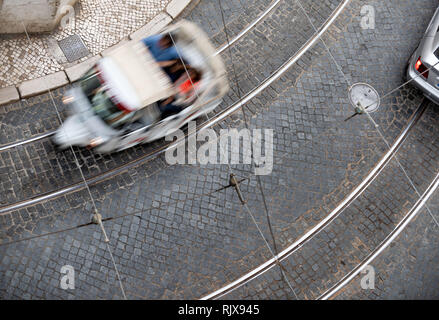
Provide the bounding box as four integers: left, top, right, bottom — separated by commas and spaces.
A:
80, 67, 134, 128
80, 67, 101, 98
92, 89, 135, 128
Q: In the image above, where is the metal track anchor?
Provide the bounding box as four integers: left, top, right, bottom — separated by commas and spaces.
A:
229, 173, 247, 204
344, 102, 366, 121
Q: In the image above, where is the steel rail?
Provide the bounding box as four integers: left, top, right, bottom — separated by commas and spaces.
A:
0, 131, 54, 152
319, 170, 439, 300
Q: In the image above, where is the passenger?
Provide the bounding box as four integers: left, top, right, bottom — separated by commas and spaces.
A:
158, 67, 202, 119
161, 59, 187, 83
174, 67, 202, 102
141, 33, 179, 62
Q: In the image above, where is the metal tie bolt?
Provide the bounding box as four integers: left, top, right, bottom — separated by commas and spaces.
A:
92, 213, 110, 243
344, 102, 366, 122
229, 173, 247, 205
91, 213, 102, 225
355, 102, 366, 114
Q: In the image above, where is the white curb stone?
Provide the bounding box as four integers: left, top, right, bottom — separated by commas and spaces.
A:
18, 71, 69, 98
65, 55, 102, 82
0, 86, 20, 105
166, 0, 192, 19
129, 12, 172, 40
102, 37, 131, 56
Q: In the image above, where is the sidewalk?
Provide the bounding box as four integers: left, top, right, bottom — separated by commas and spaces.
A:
0, 0, 192, 104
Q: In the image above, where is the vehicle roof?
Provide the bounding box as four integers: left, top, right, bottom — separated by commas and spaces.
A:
99, 41, 173, 111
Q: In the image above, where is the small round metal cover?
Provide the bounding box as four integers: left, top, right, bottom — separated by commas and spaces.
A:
348, 83, 380, 113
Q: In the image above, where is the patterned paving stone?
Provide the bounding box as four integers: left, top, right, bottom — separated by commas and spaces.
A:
177, 0, 273, 48
0, 220, 124, 299
0, 0, 171, 88
219, 0, 435, 256
334, 187, 439, 300
0, 0, 258, 145
102, 191, 273, 299
0, 158, 275, 298
219, 100, 439, 299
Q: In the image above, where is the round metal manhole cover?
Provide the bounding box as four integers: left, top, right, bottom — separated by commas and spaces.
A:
348, 83, 380, 113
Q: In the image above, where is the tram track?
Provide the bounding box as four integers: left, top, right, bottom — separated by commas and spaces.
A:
319, 170, 439, 300
0, 0, 348, 214
1, 0, 436, 301
201, 98, 429, 299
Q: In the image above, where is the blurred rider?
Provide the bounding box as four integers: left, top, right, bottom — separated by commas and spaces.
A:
142, 33, 179, 62
161, 59, 188, 83
158, 67, 202, 119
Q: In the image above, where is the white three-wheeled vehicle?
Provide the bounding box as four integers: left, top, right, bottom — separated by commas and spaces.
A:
53, 20, 229, 153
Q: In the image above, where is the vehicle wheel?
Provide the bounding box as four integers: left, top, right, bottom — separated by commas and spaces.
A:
51, 137, 68, 152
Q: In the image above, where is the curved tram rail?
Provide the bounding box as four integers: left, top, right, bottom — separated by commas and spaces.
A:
319, 170, 439, 300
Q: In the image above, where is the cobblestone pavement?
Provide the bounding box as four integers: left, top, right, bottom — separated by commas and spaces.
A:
333, 103, 439, 300
0, 0, 171, 88
1, 0, 439, 299
333, 188, 439, 300
177, 0, 273, 48
218, 0, 439, 299
0, 0, 263, 145
240, 0, 436, 253
0, 0, 277, 148
220, 99, 439, 299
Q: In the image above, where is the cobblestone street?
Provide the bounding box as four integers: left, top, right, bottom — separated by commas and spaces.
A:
0, 0, 438, 300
